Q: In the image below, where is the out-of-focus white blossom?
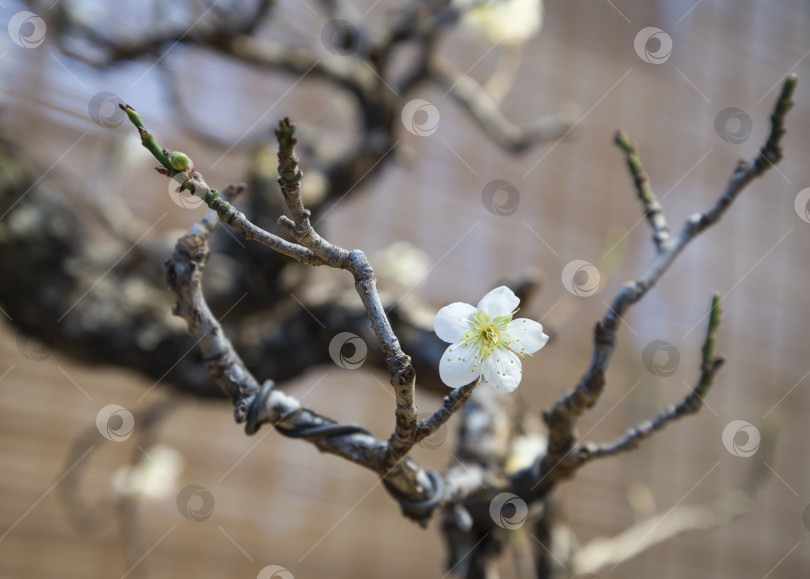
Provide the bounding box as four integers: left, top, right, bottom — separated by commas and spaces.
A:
459, 0, 543, 46
505, 433, 546, 474
112, 444, 184, 499
375, 241, 431, 288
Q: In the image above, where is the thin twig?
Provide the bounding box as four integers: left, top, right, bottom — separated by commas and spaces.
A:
271, 119, 418, 465
614, 130, 670, 248
120, 104, 326, 266
429, 56, 577, 152
576, 294, 724, 462
414, 380, 478, 444
512, 74, 797, 500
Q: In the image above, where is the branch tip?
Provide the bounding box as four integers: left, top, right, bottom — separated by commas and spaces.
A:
708, 293, 722, 331
275, 116, 298, 151
613, 130, 634, 153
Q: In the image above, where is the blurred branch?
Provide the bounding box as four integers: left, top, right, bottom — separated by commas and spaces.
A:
572, 425, 777, 575
442, 386, 526, 577
116, 399, 179, 579
43, 0, 274, 68
38, 0, 575, 199
58, 399, 177, 537
429, 55, 577, 152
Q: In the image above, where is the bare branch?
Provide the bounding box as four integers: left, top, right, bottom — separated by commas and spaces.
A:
166, 232, 262, 413
165, 221, 441, 521
614, 130, 670, 248
270, 119, 419, 464
429, 56, 577, 153
512, 74, 797, 500
577, 294, 724, 462
120, 107, 446, 521
415, 380, 478, 444
9, 6, 800, 572
681, 73, 797, 236
228, 35, 369, 95
119, 104, 326, 266
45, 0, 274, 69
274, 118, 350, 265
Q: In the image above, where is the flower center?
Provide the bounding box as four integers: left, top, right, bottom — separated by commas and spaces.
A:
483, 324, 499, 346
461, 310, 513, 358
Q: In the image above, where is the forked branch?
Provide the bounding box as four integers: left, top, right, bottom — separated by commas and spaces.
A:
512, 74, 797, 500
576, 294, 724, 463
124, 107, 487, 523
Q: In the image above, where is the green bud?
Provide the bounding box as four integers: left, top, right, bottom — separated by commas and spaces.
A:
169, 151, 192, 172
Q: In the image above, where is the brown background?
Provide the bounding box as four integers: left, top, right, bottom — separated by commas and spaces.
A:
1, 0, 809, 578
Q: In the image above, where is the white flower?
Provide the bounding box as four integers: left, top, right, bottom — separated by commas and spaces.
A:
459, 0, 543, 46
434, 286, 548, 392
112, 444, 183, 499
375, 241, 431, 288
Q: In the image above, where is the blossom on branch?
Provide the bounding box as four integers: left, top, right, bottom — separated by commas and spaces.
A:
434, 286, 548, 392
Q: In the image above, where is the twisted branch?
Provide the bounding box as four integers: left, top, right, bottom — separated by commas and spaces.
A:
165, 209, 437, 517
119, 107, 491, 523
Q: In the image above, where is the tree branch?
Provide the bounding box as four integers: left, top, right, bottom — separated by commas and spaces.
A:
271, 119, 419, 465
572, 424, 777, 575
414, 380, 478, 444
614, 130, 670, 248
121, 107, 447, 522
165, 214, 440, 521
429, 56, 576, 153
512, 74, 797, 501
684, 74, 797, 236
576, 294, 724, 463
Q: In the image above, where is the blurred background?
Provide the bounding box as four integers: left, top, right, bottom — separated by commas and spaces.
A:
0, 0, 809, 577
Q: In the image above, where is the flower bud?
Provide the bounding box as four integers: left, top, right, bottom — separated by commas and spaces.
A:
169, 151, 193, 172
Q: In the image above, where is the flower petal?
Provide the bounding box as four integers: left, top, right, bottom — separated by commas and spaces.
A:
477, 286, 520, 317
439, 342, 483, 388
434, 302, 477, 343
481, 349, 522, 392
505, 318, 549, 356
